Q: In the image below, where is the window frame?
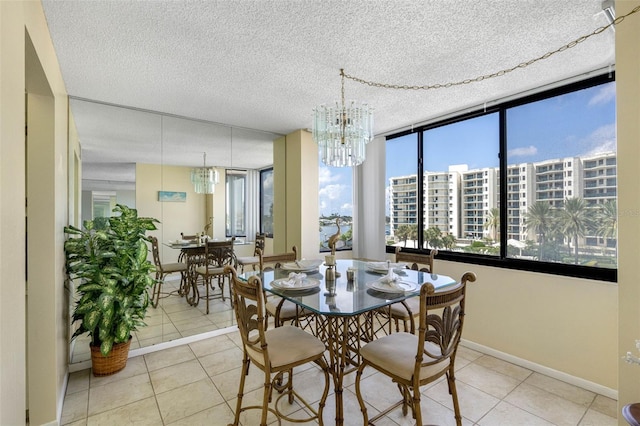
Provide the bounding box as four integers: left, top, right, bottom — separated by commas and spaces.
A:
259, 167, 274, 238
385, 73, 617, 283
225, 169, 247, 239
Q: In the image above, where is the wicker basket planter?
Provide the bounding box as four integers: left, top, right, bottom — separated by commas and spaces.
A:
90, 337, 132, 376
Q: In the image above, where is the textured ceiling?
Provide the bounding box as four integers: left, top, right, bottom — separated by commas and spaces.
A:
40, 0, 616, 187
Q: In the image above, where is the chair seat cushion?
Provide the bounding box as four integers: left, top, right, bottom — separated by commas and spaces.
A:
247, 325, 326, 369
237, 256, 260, 265
389, 296, 420, 320
161, 262, 188, 274
195, 265, 225, 276
360, 332, 449, 382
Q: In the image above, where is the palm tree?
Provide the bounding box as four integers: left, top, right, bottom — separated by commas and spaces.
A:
442, 234, 456, 250
424, 226, 443, 249
557, 197, 592, 265
484, 207, 500, 241
595, 200, 617, 260
525, 201, 555, 261
396, 224, 411, 247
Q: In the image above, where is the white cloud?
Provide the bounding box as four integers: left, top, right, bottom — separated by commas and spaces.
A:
582, 123, 617, 156
340, 203, 352, 213
319, 184, 346, 201
319, 167, 341, 185
588, 84, 616, 107
508, 145, 537, 157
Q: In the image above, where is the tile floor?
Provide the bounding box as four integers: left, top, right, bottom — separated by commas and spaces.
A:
62, 327, 619, 425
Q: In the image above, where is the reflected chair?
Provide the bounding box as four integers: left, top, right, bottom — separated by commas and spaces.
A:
355, 272, 476, 426
258, 246, 311, 328
149, 236, 188, 308
389, 248, 439, 333
236, 232, 266, 273
193, 239, 236, 314
225, 266, 330, 426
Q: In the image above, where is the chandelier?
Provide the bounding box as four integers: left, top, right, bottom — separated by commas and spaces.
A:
191, 152, 219, 194
312, 69, 373, 167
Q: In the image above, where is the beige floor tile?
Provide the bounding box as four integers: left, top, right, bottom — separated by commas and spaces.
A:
89, 356, 148, 388
61, 389, 88, 425
135, 322, 179, 341
168, 306, 210, 323
167, 401, 235, 425
456, 362, 521, 399
213, 364, 265, 401
180, 323, 223, 337
590, 394, 618, 418
474, 354, 533, 381
579, 408, 618, 426
86, 396, 162, 426
150, 359, 208, 394
505, 382, 589, 425
525, 372, 596, 406
457, 344, 484, 362
199, 345, 244, 377
141, 310, 170, 326
188, 334, 237, 357
425, 378, 500, 423
155, 378, 225, 424
66, 369, 90, 395
228, 385, 306, 426
88, 373, 154, 416
144, 344, 196, 371
478, 400, 554, 426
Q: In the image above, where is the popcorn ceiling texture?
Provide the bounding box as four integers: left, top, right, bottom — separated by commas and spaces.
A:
41, 0, 615, 179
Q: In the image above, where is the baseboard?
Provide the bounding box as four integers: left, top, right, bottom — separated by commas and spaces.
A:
68, 326, 239, 373
461, 339, 618, 400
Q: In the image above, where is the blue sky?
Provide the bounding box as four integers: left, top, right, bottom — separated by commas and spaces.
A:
318, 81, 616, 217
386, 81, 616, 180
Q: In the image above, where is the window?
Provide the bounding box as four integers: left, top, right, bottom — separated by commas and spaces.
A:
260, 168, 274, 237
385, 74, 616, 282
319, 160, 353, 252
226, 170, 246, 238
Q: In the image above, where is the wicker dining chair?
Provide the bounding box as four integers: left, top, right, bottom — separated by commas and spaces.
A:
236, 232, 266, 273
257, 246, 312, 328
225, 266, 330, 426
149, 236, 188, 308
388, 248, 439, 333
193, 239, 236, 314
355, 271, 476, 426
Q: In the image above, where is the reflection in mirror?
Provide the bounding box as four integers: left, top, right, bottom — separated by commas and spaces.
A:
68, 98, 276, 365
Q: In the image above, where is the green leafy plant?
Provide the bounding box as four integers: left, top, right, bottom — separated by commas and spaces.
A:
64, 204, 159, 356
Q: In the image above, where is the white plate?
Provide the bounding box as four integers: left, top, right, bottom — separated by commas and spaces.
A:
367, 280, 417, 293
280, 259, 323, 272
366, 262, 407, 274
271, 277, 321, 291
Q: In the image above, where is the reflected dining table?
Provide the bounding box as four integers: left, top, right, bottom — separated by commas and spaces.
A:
243, 258, 456, 425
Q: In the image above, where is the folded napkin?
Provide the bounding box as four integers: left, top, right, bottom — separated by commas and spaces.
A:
279, 272, 307, 288
378, 269, 402, 289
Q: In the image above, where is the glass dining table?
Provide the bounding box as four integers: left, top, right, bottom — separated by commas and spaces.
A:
243, 258, 456, 426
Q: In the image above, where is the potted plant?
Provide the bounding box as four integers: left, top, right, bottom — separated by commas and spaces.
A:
64, 204, 159, 376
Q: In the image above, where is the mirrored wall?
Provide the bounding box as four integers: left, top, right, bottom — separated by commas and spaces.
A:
69, 98, 276, 364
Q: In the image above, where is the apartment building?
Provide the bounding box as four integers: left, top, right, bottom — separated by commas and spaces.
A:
390, 152, 617, 248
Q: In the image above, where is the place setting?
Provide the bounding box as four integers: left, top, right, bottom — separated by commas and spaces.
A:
279, 258, 323, 273
366, 262, 418, 296
271, 271, 321, 294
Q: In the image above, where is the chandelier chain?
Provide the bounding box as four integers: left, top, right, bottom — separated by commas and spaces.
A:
343, 5, 640, 91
